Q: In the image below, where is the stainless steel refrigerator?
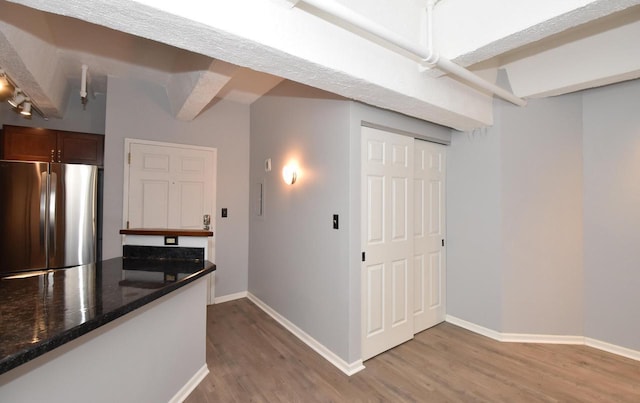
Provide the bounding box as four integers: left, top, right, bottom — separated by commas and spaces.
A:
0, 160, 98, 276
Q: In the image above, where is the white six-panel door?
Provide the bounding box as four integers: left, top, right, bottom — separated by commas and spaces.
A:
413, 139, 446, 333
361, 128, 447, 360
125, 140, 217, 264
361, 126, 414, 360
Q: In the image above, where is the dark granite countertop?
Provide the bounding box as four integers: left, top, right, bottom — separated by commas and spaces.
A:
0, 257, 215, 375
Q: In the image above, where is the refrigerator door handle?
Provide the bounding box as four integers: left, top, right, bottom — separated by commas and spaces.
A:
49, 171, 57, 258
40, 171, 49, 255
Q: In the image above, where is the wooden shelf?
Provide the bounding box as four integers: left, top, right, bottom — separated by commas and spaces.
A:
120, 228, 213, 237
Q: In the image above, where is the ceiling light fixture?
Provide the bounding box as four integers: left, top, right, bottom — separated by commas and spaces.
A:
20, 100, 32, 117
0, 70, 8, 90
1, 66, 46, 119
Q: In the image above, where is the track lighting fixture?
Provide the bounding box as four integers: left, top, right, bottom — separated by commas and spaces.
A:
8, 88, 26, 108
1, 66, 45, 119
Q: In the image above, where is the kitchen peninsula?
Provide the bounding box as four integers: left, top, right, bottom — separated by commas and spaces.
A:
0, 257, 215, 402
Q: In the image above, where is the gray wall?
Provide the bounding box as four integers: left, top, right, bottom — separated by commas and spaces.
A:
500, 95, 584, 335
104, 76, 250, 297
0, 85, 106, 134
583, 79, 640, 350
448, 77, 640, 350
249, 82, 353, 360
446, 115, 504, 331
249, 81, 451, 363
448, 94, 584, 335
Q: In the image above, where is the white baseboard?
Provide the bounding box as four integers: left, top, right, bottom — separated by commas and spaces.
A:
445, 315, 503, 341
586, 337, 640, 361
214, 291, 248, 304
501, 333, 585, 344
169, 364, 209, 403
247, 292, 365, 376
446, 315, 640, 362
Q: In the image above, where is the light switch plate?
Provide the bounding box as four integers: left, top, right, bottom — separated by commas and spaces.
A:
265, 158, 272, 172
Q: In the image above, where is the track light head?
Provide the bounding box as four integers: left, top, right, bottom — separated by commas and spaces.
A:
8, 88, 26, 108
20, 100, 32, 116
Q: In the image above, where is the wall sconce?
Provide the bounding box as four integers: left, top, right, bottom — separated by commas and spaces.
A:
282, 163, 298, 185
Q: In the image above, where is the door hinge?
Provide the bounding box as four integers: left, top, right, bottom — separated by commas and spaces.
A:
442, 239, 445, 247
126, 220, 130, 229
127, 152, 131, 165
362, 251, 365, 262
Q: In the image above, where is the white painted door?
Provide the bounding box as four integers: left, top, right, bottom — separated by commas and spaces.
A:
361, 126, 414, 360
413, 139, 446, 333
126, 140, 216, 258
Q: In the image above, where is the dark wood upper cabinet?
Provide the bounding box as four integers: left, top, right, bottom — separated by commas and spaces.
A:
58, 131, 104, 166
1, 126, 58, 162
1, 125, 104, 166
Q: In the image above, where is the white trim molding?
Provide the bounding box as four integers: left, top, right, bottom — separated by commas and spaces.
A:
168, 364, 209, 403
214, 291, 248, 304
445, 315, 503, 341
446, 315, 640, 362
501, 333, 585, 344
247, 292, 365, 376
585, 337, 640, 362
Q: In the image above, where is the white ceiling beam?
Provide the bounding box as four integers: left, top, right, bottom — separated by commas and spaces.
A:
11, 0, 496, 130
167, 55, 237, 121
215, 68, 284, 105
0, 2, 67, 117
503, 17, 640, 98
434, 0, 640, 67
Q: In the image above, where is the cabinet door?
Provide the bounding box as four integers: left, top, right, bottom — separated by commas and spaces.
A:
1, 126, 58, 162
58, 131, 104, 166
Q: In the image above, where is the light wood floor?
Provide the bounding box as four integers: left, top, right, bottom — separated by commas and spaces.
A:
185, 298, 640, 402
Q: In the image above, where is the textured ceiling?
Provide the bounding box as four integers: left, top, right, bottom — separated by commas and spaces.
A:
1, 0, 639, 129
